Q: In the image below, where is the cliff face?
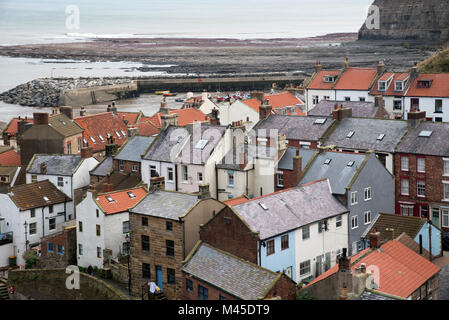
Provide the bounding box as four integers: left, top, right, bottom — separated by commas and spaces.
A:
359, 0, 449, 43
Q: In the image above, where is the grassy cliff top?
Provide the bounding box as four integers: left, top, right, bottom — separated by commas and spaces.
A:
418, 47, 449, 73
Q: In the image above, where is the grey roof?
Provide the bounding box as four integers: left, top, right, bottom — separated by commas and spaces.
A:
216, 144, 278, 170
27, 154, 83, 176
90, 156, 113, 176
323, 118, 409, 153
309, 100, 378, 118
182, 242, 280, 300
396, 122, 449, 156
130, 190, 199, 220
115, 136, 155, 163
232, 179, 348, 240
299, 151, 367, 195
358, 290, 396, 300
254, 115, 335, 142
277, 148, 316, 170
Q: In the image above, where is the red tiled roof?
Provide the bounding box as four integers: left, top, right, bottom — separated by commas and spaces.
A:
305, 240, 440, 298
243, 92, 304, 114
134, 121, 160, 136
117, 112, 141, 125
406, 73, 449, 97
370, 73, 410, 96
333, 67, 378, 91
96, 187, 147, 215
224, 196, 250, 207
307, 70, 341, 90
74, 112, 129, 152
0, 149, 21, 166
3, 118, 33, 136
243, 98, 261, 112
146, 108, 209, 128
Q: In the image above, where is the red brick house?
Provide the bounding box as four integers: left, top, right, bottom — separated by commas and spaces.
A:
395, 111, 449, 231
181, 241, 296, 300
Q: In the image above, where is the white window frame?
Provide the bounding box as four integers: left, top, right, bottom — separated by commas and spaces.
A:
417, 158, 426, 173
336, 215, 342, 228
350, 191, 358, 205
364, 187, 372, 201
351, 215, 358, 229
364, 211, 371, 225
401, 179, 409, 196
276, 172, 284, 187
401, 156, 409, 171
131, 164, 138, 172
400, 205, 414, 216
444, 182, 449, 201
312, 96, 319, 105
442, 209, 449, 228
302, 225, 310, 240
444, 158, 449, 176
299, 260, 311, 276
417, 180, 426, 198
182, 165, 188, 182
167, 167, 174, 182
198, 172, 203, 183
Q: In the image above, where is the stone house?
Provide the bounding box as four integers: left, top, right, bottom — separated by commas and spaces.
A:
181, 241, 297, 300
128, 185, 225, 299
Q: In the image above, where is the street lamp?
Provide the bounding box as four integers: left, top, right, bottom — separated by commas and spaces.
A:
125, 233, 131, 296
23, 221, 29, 251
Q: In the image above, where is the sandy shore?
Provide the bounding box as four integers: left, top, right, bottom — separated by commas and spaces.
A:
0, 33, 435, 75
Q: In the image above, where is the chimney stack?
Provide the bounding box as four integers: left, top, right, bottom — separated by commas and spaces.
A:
377, 60, 386, 75
369, 231, 382, 249
338, 248, 350, 271
198, 183, 211, 200
239, 145, 247, 170
332, 106, 352, 121
79, 106, 86, 117
40, 162, 47, 174
407, 110, 426, 128
374, 95, 383, 108
160, 97, 169, 114
259, 99, 272, 120
292, 149, 303, 186
161, 113, 178, 129
343, 57, 350, 70
81, 146, 94, 159
251, 92, 265, 103
33, 112, 49, 125
410, 62, 419, 78
315, 61, 323, 73
210, 108, 220, 125
128, 127, 139, 137
150, 176, 165, 191
59, 106, 73, 120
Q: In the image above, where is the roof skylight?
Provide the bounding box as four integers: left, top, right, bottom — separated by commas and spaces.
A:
418, 130, 433, 137
194, 139, 209, 150
314, 118, 327, 125
259, 202, 268, 210
106, 195, 114, 203
377, 134, 385, 141
324, 159, 332, 165
127, 191, 136, 199
346, 131, 355, 138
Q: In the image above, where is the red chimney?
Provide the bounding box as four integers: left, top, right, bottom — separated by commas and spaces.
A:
259, 99, 272, 119
33, 112, 49, 125
292, 149, 302, 186
81, 147, 93, 159
369, 231, 382, 249
59, 106, 73, 120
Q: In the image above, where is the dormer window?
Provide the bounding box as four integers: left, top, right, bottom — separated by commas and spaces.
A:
324, 76, 336, 83
378, 81, 387, 92
394, 81, 404, 91
417, 80, 432, 88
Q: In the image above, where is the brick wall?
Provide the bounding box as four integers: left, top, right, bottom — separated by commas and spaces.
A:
199, 206, 259, 264
266, 274, 297, 300
113, 159, 141, 174
39, 227, 76, 268
129, 212, 184, 299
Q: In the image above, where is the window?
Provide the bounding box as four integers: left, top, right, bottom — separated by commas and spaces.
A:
436, 117, 443, 122
166, 240, 175, 257
420, 206, 429, 218
417, 180, 426, 197
57, 176, 64, 187
312, 96, 319, 105
411, 98, 420, 111
359, 97, 366, 102
351, 216, 358, 229
141, 235, 150, 251
96, 224, 101, 236
302, 225, 310, 240
78, 138, 82, 152
324, 96, 330, 100
197, 172, 203, 183
150, 165, 157, 177
400, 205, 414, 217
364, 187, 372, 201
166, 221, 173, 231
364, 211, 371, 224
266, 239, 275, 256
378, 81, 386, 91
393, 100, 402, 110
49, 218, 56, 230
344, 97, 351, 101
29, 222, 37, 235
167, 268, 175, 284
444, 183, 449, 200
336, 215, 342, 228
131, 164, 138, 172
276, 173, 284, 187
299, 260, 311, 276
97, 247, 102, 258
127, 192, 136, 199
49, 205, 53, 214
96, 209, 99, 217
401, 179, 409, 196
115, 131, 121, 138
435, 99, 443, 113
281, 235, 289, 250
226, 171, 234, 186
30, 208, 35, 218
142, 263, 151, 278
219, 295, 227, 300
31, 175, 37, 183
182, 165, 188, 181
142, 217, 148, 226
57, 244, 63, 255
78, 244, 83, 255
395, 81, 404, 91
442, 209, 449, 228
186, 279, 193, 292
123, 221, 130, 233
90, 136, 96, 144
167, 168, 174, 182
78, 221, 83, 232
401, 156, 409, 171
318, 220, 328, 233
123, 242, 130, 255
48, 242, 54, 253
67, 142, 72, 154
198, 285, 208, 300
350, 191, 358, 205
417, 158, 425, 173
119, 160, 124, 172
98, 134, 105, 142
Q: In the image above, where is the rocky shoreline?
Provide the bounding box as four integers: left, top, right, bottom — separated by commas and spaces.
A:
0, 78, 133, 107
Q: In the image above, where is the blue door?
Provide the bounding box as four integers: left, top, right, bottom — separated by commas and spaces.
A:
156, 266, 163, 290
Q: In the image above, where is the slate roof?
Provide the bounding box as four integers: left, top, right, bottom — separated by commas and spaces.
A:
96, 187, 147, 215
90, 156, 113, 177
114, 136, 155, 163
130, 190, 199, 221
49, 113, 83, 137
323, 118, 409, 153
232, 179, 348, 240
142, 126, 187, 162
308, 100, 379, 118
277, 148, 315, 171
216, 144, 278, 170
182, 242, 281, 300
299, 151, 367, 195
27, 154, 83, 176
361, 213, 427, 241
254, 115, 335, 142
358, 291, 396, 300
395, 121, 449, 156
9, 180, 71, 211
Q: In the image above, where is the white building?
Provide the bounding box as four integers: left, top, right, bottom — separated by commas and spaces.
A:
76, 187, 147, 268
0, 180, 72, 266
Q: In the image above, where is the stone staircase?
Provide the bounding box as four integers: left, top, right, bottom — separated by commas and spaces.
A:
153, 291, 168, 300
0, 277, 9, 300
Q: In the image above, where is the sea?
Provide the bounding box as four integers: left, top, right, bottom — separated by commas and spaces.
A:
0, 0, 373, 122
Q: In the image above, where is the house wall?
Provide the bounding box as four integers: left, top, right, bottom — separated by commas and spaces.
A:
306, 89, 336, 112
73, 157, 100, 190
39, 227, 77, 268
181, 273, 238, 300
217, 169, 251, 201
254, 157, 275, 197
177, 163, 204, 195
219, 101, 259, 130
409, 274, 440, 300
414, 222, 442, 257
198, 97, 218, 115
348, 154, 395, 254
113, 159, 141, 174
199, 206, 259, 264
404, 97, 449, 122
104, 211, 129, 261
63, 133, 83, 155
0, 243, 14, 267
382, 96, 406, 119
335, 90, 374, 103
141, 160, 176, 191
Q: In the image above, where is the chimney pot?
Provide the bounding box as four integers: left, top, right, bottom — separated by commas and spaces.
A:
369, 231, 382, 249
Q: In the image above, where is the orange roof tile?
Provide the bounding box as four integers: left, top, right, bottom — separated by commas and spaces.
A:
3, 118, 33, 136
243, 98, 262, 112
74, 112, 129, 152
307, 70, 341, 90
145, 108, 209, 128
243, 92, 304, 114
224, 196, 250, 207
96, 187, 147, 215
134, 121, 160, 136
406, 73, 449, 97
117, 112, 141, 125
305, 240, 440, 298
0, 149, 21, 166
370, 73, 410, 96
333, 67, 378, 91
